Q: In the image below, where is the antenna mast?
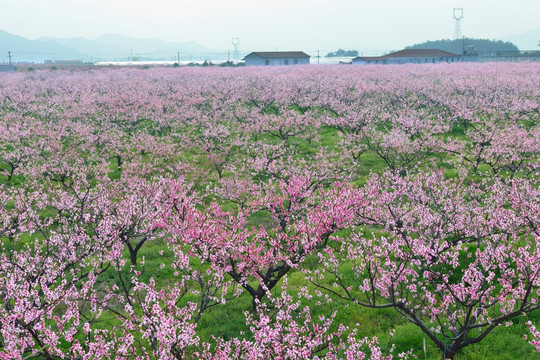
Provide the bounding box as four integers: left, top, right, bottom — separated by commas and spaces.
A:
232, 37, 240, 61
453, 8, 464, 40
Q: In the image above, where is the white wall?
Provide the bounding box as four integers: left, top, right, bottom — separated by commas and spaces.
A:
245, 55, 310, 66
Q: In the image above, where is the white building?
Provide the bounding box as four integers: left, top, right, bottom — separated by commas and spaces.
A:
352, 49, 461, 65
244, 51, 310, 66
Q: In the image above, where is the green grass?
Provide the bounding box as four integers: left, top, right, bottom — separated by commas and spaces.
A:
2, 111, 539, 359
123, 240, 540, 359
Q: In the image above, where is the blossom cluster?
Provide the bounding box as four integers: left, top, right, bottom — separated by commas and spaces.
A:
0, 63, 539, 359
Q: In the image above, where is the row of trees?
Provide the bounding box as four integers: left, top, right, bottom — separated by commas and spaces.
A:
326, 49, 359, 57
0, 63, 539, 359
406, 38, 520, 53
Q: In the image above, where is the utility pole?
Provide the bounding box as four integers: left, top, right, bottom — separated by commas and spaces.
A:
317, 50, 320, 64
8, 51, 12, 65
177, 52, 180, 63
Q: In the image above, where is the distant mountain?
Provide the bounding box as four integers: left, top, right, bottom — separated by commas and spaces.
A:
94, 33, 173, 53
0, 30, 224, 63
500, 29, 540, 51
406, 38, 519, 54
92, 34, 218, 58
39, 36, 124, 57
0, 30, 82, 62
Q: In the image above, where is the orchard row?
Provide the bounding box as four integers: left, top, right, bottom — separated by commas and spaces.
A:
0, 63, 539, 359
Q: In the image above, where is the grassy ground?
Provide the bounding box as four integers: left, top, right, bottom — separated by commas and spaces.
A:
125, 237, 540, 359
2, 119, 539, 359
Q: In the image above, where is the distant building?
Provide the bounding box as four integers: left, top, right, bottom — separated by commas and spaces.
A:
352, 49, 461, 65
54, 60, 84, 66
0, 65, 16, 73
244, 52, 310, 66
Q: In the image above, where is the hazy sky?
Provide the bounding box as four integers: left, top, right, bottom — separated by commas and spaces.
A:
2, 0, 539, 54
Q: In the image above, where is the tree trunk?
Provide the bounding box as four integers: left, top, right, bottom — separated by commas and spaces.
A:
116, 154, 122, 171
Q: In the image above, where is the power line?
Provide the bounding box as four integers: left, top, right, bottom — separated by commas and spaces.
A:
8, 50, 232, 57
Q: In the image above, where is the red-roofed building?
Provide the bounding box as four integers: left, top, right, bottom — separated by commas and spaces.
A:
352, 49, 461, 65
244, 51, 310, 66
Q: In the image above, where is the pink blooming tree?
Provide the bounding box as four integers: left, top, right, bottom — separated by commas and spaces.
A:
453, 121, 540, 179
0, 114, 41, 183
527, 321, 540, 352
260, 106, 319, 144
237, 144, 348, 188
0, 199, 114, 359
102, 178, 241, 359
198, 279, 413, 360
102, 263, 202, 360
308, 170, 540, 359
0, 176, 231, 360
103, 175, 176, 265
360, 110, 454, 176
192, 123, 245, 179
166, 175, 356, 310
1, 63, 539, 359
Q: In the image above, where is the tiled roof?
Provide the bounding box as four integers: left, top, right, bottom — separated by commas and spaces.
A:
383, 49, 460, 58
353, 49, 460, 61
246, 51, 310, 58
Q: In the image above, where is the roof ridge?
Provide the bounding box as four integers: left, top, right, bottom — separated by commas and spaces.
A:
247, 51, 310, 58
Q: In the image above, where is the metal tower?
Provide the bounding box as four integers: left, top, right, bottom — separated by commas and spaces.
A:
453, 8, 464, 40
232, 38, 240, 61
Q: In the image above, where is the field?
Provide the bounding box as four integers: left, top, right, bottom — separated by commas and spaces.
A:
1, 63, 540, 359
